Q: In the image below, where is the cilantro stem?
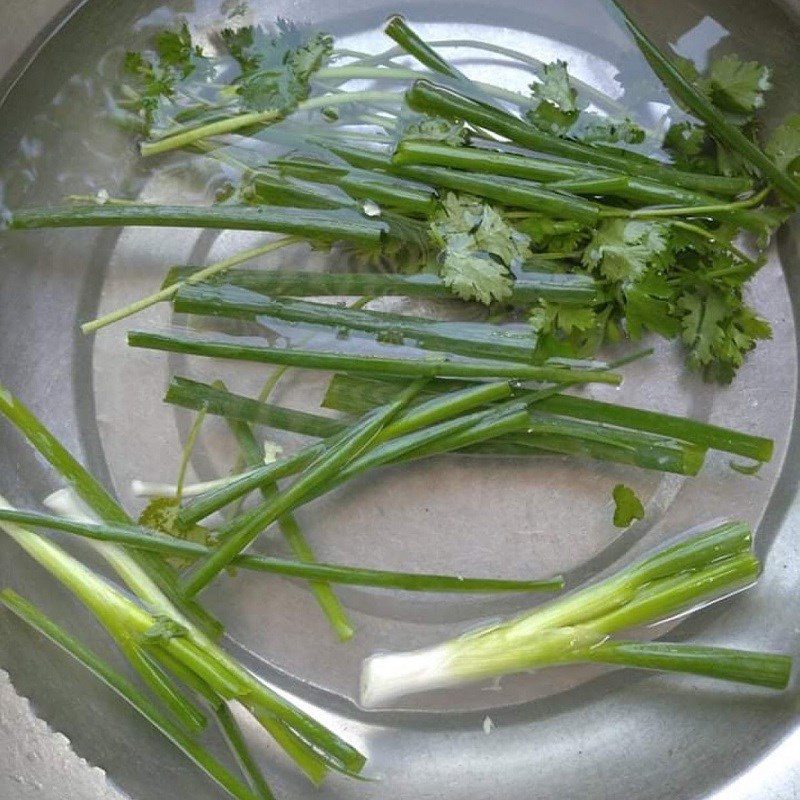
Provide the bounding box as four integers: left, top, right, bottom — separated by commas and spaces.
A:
181, 380, 428, 596
0, 508, 563, 593
607, 0, 800, 204
127, 330, 621, 385
82, 236, 300, 334
0, 590, 262, 800
621, 188, 771, 219
141, 90, 402, 157
173, 285, 540, 363
163, 264, 602, 306
140, 109, 282, 156
405, 79, 753, 196
175, 406, 208, 503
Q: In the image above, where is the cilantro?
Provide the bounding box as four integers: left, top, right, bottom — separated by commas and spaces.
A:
431, 193, 530, 305
154, 24, 203, 77
399, 117, 471, 146
580, 117, 645, 145
527, 61, 579, 134
612, 484, 645, 528
441, 246, 513, 305
515, 215, 589, 253
663, 121, 717, 173
529, 300, 596, 335
702, 54, 772, 116
766, 114, 800, 178
583, 220, 669, 282
138, 497, 211, 568
221, 22, 332, 113
143, 615, 190, 643
677, 288, 771, 383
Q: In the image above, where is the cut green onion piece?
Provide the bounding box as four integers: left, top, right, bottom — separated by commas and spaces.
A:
164, 266, 602, 306
0, 590, 262, 800
127, 330, 621, 385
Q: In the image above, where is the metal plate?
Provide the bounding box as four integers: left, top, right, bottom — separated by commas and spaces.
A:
1, 0, 800, 798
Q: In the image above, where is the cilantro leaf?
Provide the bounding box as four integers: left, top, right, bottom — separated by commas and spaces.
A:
702, 54, 772, 116
221, 23, 332, 113
583, 220, 669, 282
154, 24, 203, 77
677, 289, 771, 383
143, 615, 190, 643
527, 61, 579, 134
766, 114, 800, 178
580, 117, 645, 145
431, 193, 530, 305
529, 300, 596, 335
138, 497, 211, 568
399, 117, 472, 146
441, 245, 513, 305
612, 484, 645, 528
531, 61, 577, 113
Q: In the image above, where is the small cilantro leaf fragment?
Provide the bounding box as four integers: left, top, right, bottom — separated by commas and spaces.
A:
580, 117, 645, 145
400, 117, 472, 146
766, 114, 800, 178
528, 61, 579, 134
729, 460, 763, 476
138, 497, 211, 568
143, 615, 190, 643
612, 484, 644, 528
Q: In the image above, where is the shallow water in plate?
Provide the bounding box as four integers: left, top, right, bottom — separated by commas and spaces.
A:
1, 0, 800, 798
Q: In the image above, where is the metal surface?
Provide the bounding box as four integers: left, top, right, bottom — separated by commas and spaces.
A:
1, 0, 800, 798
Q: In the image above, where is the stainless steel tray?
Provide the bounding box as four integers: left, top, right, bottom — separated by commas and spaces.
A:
1, 1, 799, 798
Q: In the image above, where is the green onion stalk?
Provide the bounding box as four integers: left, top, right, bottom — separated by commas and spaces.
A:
360, 521, 791, 705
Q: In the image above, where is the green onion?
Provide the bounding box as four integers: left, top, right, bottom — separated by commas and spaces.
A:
360, 521, 786, 704
164, 266, 603, 306
4, 204, 387, 247
404, 79, 753, 196
0, 590, 263, 800
0, 508, 562, 593
182, 380, 427, 596
226, 413, 355, 642
323, 373, 773, 461
174, 284, 541, 362
127, 330, 621, 385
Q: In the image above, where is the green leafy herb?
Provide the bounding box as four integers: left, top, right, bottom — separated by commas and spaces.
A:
400, 116, 472, 146
766, 114, 800, 177
528, 60, 579, 134
701, 54, 772, 116
431, 193, 530, 304
612, 483, 645, 527
580, 116, 646, 145
143, 615, 190, 642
